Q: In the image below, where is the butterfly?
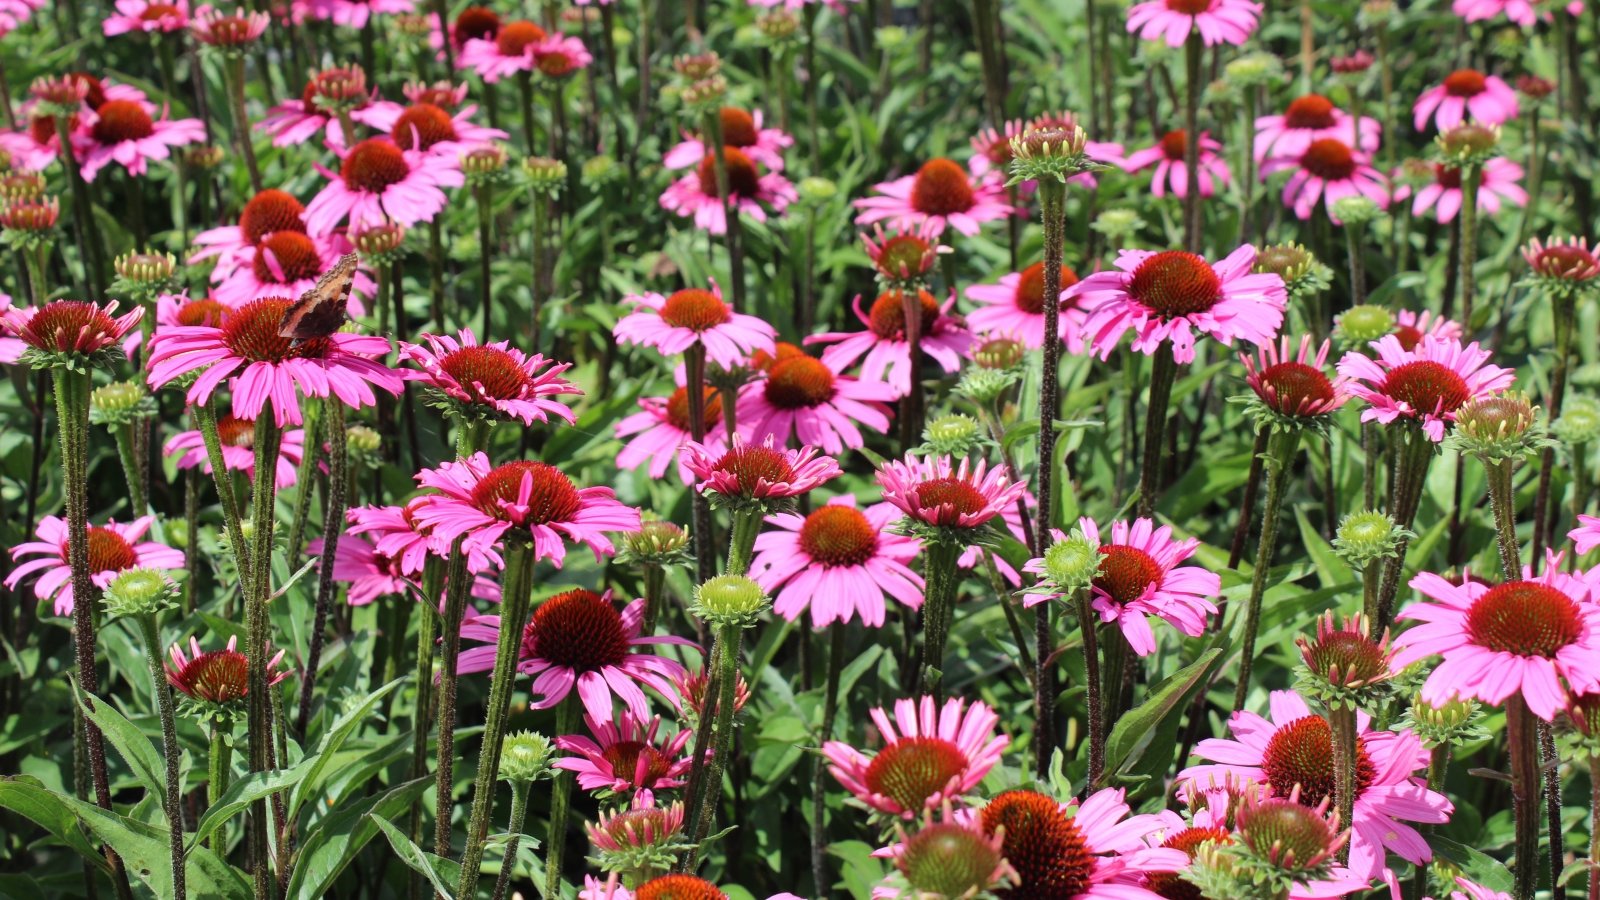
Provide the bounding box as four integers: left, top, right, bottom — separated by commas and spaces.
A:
278, 252, 357, 341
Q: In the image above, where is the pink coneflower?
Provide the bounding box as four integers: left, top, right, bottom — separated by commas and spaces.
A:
1395, 564, 1600, 720
806, 289, 972, 398
613, 282, 776, 369
303, 0, 413, 28
660, 146, 796, 235
965, 260, 1086, 350
364, 100, 506, 156
346, 500, 503, 576
979, 788, 1188, 898
6, 515, 185, 615
1070, 246, 1287, 363
410, 453, 640, 565
402, 80, 471, 108
853, 158, 1013, 238
1241, 335, 1352, 418
399, 329, 581, 426
877, 454, 1026, 531
1453, 0, 1582, 26
71, 99, 204, 181
190, 189, 309, 282
972, 112, 1122, 189
1151, 797, 1373, 899
1120, 129, 1232, 199
1523, 236, 1600, 285
823, 696, 1008, 818
188, 5, 269, 46
1409, 159, 1525, 223
215, 231, 373, 309
681, 435, 842, 502
0, 113, 75, 172
458, 589, 695, 721
530, 34, 593, 80
1392, 309, 1463, 351
1126, 0, 1262, 45
1413, 70, 1519, 132
615, 385, 726, 484
1254, 94, 1380, 162
1262, 137, 1391, 222
735, 351, 897, 455
1025, 518, 1220, 656
957, 489, 1034, 585
1, 299, 143, 356
860, 221, 949, 286
664, 107, 792, 172
163, 413, 307, 488
303, 137, 463, 235
750, 495, 922, 628
257, 73, 403, 149
102, 0, 190, 35
554, 711, 694, 794
311, 533, 500, 607
457, 19, 551, 82
434, 4, 499, 56
166, 635, 290, 703
0, 0, 43, 36
1336, 335, 1515, 441
145, 297, 403, 427
1179, 689, 1452, 879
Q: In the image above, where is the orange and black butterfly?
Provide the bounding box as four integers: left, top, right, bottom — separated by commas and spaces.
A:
278, 252, 358, 341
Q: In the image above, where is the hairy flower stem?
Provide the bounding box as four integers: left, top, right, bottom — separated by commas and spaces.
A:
679, 636, 724, 862
726, 509, 763, 577
285, 400, 323, 572
295, 402, 347, 737
1589, 752, 1600, 900
133, 612, 186, 898
530, 193, 548, 351
1458, 165, 1482, 329
1372, 425, 1433, 636
915, 542, 962, 699
1136, 352, 1179, 519
225, 57, 263, 193
1329, 702, 1358, 863
688, 622, 746, 862
493, 778, 534, 900
111, 424, 146, 515
1076, 589, 1105, 784
190, 401, 251, 591
1541, 724, 1562, 899
456, 540, 537, 899
802, 4, 821, 170
811, 623, 845, 893
685, 345, 715, 582
474, 183, 495, 339
1531, 292, 1575, 564
1482, 457, 1521, 578
1182, 33, 1202, 252
1235, 428, 1301, 709
543, 694, 580, 899
208, 717, 232, 808
1507, 696, 1543, 900
1344, 220, 1368, 307
245, 414, 283, 900
1227, 429, 1270, 571
1035, 181, 1067, 546
54, 116, 106, 296
700, 109, 749, 314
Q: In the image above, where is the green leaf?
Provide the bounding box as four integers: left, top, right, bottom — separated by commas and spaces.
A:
190, 765, 307, 851
287, 677, 403, 822
1098, 649, 1222, 788
1294, 508, 1348, 591
286, 777, 431, 900
0, 777, 111, 872
73, 682, 167, 802
370, 812, 460, 900
1430, 835, 1515, 892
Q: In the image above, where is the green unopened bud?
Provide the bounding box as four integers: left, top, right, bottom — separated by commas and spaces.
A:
923, 413, 984, 456
1007, 124, 1092, 186
582, 153, 619, 186
1332, 510, 1412, 569
680, 74, 729, 109
1358, 0, 1395, 23
973, 337, 1027, 371
91, 380, 157, 427
955, 366, 1022, 406
1401, 691, 1485, 749
619, 519, 693, 569
1331, 195, 1385, 227
1223, 52, 1284, 88
1254, 242, 1318, 284
1435, 124, 1499, 166
1448, 391, 1546, 460
460, 143, 508, 180
522, 156, 568, 195
1041, 533, 1100, 595
1552, 396, 1600, 446
756, 9, 799, 41
1335, 304, 1395, 345
115, 250, 177, 285
101, 568, 178, 618
875, 25, 909, 50
184, 144, 227, 169
797, 176, 838, 204
692, 574, 769, 627
346, 425, 382, 467
1091, 208, 1146, 241
499, 730, 554, 783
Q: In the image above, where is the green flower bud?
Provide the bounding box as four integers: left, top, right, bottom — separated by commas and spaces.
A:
582, 153, 620, 186
955, 366, 1022, 406
1090, 208, 1146, 241
1332, 510, 1413, 570
1041, 533, 1100, 595
923, 413, 984, 456
522, 156, 568, 195
1331, 195, 1385, 227
1224, 52, 1284, 88
1435, 124, 1499, 166
499, 730, 554, 783
1335, 304, 1395, 345
797, 176, 838, 204
1553, 396, 1600, 446
1447, 391, 1548, 460
972, 337, 1026, 371
692, 574, 769, 627
101, 568, 178, 618
1007, 124, 1093, 187
90, 380, 157, 426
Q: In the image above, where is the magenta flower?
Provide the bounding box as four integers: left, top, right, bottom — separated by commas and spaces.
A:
307, 533, 498, 607
735, 352, 897, 455
530, 34, 593, 80
163, 413, 306, 488
188, 5, 270, 46
400, 330, 581, 426
823, 696, 1008, 818
806, 289, 971, 398
957, 489, 1034, 585
0, 0, 43, 36
750, 495, 923, 628
1026, 518, 1220, 656
1120, 129, 1232, 199
0, 113, 72, 172
1153, 798, 1373, 899
410, 453, 640, 565
1413, 69, 1519, 132
853, 158, 1012, 238
303, 0, 413, 28
216, 230, 373, 311
1453, 0, 1583, 25
1262, 137, 1391, 222
682, 435, 842, 503
102, 0, 190, 35
876, 454, 1026, 531
1336, 335, 1515, 441
663, 107, 792, 173
554, 711, 694, 794
456, 20, 562, 82
964, 261, 1088, 351
365, 100, 507, 156
145, 297, 403, 427
189, 188, 309, 283
257, 77, 403, 149
1071, 245, 1287, 363
1179, 690, 1452, 879
7, 515, 184, 615
1391, 309, 1463, 351
660, 146, 796, 235
166, 636, 290, 703
1395, 562, 1600, 720
304, 137, 463, 235
1522, 237, 1600, 285
615, 385, 727, 484
1571, 516, 1600, 554
1241, 335, 1352, 418
71, 99, 204, 181
1126, 0, 1262, 45
1409, 158, 1525, 223
346, 500, 503, 576
1254, 94, 1381, 162
978, 788, 1189, 899
458, 589, 696, 721
613, 283, 776, 369
1, 299, 143, 356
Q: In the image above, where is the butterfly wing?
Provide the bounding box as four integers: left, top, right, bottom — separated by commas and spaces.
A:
278, 252, 357, 340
